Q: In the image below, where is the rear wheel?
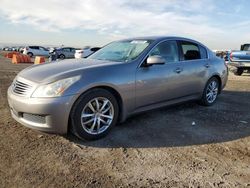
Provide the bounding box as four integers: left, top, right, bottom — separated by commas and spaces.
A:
234, 68, 244, 76
199, 77, 219, 106
70, 89, 119, 140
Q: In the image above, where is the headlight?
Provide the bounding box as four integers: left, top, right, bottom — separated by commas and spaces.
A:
32, 76, 80, 98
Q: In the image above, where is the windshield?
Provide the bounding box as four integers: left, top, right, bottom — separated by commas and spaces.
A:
88, 40, 152, 62
242, 44, 250, 51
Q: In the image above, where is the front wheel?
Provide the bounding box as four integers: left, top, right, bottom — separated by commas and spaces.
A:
199, 77, 219, 106
70, 89, 119, 140
27, 52, 33, 57
59, 54, 65, 60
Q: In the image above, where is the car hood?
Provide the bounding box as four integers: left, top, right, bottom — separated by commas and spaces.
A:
18, 58, 121, 83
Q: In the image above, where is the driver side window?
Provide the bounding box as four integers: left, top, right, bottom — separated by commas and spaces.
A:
149, 41, 179, 63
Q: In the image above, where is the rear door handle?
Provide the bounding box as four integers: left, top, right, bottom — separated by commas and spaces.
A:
175, 68, 183, 74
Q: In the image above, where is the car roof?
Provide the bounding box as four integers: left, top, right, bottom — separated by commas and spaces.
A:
123, 35, 200, 42
119, 36, 208, 49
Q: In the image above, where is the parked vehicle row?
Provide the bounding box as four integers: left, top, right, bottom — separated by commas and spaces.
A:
2, 46, 25, 52
19, 46, 101, 59
7, 36, 228, 140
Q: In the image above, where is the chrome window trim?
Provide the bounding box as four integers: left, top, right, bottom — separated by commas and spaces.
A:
138, 38, 210, 68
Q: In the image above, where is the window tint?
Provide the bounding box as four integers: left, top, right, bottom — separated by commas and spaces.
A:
199, 45, 208, 59
90, 47, 101, 52
242, 44, 250, 51
63, 48, 71, 52
39, 47, 46, 51
180, 42, 201, 60
149, 41, 179, 63
30, 46, 39, 50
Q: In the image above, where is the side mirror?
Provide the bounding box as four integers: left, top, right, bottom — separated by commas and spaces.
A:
146, 55, 165, 66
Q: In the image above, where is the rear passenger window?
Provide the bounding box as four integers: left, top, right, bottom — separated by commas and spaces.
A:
63, 48, 71, 52
39, 47, 46, 51
180, 42, 201, 60
199, 45, 208, 59
149, 41, 179, 63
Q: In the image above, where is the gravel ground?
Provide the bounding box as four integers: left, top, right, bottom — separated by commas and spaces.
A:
0, 51, 250, 187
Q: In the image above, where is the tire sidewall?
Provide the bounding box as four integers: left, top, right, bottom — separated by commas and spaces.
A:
70, 89, 119, 140
234, 68, 243, 76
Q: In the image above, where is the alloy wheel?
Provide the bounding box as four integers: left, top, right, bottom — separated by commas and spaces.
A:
206, 80, 218, 104
81, 97, 114, 135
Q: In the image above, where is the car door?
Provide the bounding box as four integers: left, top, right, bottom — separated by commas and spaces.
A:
39, 47, 48, 56
135, 40, 186, 108
70, 48, 76, 58
177, 40, 210, 95
31, 46, 39, 55
63, 48, 71, 58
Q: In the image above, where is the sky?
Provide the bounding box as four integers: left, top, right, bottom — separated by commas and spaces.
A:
0, 0, 249, 50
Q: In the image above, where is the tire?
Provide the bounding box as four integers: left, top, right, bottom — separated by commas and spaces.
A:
234, 68, 243, 76
70, 88, 119, 140
27, 52, 33, 57
199, 77, 219, 106
59, 54, 65, 60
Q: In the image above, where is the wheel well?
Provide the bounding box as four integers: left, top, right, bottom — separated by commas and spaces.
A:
96, 86, 123, 120
211, 75, 222, 93
68, 86, 124, 132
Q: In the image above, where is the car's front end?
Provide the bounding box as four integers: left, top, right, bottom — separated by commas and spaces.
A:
7, 74, 81, 134
8, 77, 80, 134
7, 57, 125, 135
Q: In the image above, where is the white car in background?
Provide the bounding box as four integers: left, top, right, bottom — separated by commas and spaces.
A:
74, 46, 100, 59
23, 46, 50, 57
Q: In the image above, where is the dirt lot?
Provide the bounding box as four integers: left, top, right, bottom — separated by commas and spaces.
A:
0, 52, 249, 187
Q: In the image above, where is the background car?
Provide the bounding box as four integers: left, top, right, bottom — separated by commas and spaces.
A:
23, 46, 49, 57
56, 47, 77, 59
228, 43, 250, 75
75, 46, 101, 58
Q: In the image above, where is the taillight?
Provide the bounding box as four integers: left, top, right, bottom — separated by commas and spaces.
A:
25, 47, 29, 50
230, 52, 233, 60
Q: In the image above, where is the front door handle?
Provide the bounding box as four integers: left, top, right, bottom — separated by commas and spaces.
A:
204, 63, 210, 68
175, 68, 183, 74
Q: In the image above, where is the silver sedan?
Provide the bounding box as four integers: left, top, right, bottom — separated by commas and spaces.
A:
7, 36, 228, 140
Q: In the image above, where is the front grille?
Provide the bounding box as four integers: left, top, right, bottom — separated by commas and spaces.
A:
22, 113, 46, 124
12, 80, 33, 96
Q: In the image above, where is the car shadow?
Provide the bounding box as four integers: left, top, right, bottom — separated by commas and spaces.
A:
67, 90, 250, 148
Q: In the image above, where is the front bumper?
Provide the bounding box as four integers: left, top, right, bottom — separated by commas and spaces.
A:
7, 86, 77, 134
